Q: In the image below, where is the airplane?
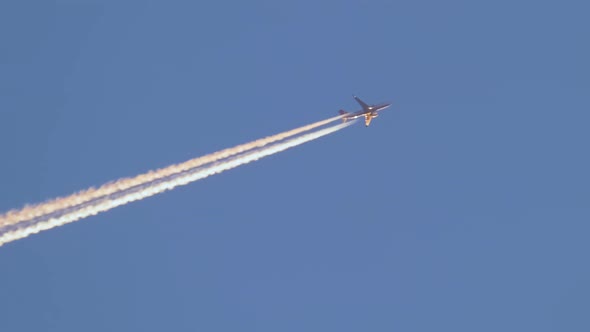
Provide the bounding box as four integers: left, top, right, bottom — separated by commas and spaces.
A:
338, 95, 391, 127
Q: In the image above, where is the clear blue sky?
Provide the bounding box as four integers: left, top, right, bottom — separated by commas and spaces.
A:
1, 1, 589, 331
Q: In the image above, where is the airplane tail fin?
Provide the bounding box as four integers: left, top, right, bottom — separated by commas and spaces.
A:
338, 110, 349, 122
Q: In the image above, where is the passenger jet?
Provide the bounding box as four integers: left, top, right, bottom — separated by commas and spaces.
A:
338, 96, 391, 127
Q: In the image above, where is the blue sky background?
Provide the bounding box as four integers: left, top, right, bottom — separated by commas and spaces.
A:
1, 1, 589, 331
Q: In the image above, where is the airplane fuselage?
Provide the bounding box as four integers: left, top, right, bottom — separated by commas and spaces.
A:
344, 103, 390, 118
340, 99, 391, 126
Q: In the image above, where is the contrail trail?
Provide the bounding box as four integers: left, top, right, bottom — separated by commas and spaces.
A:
0, 120, 354, 246
0, 115, 342, 228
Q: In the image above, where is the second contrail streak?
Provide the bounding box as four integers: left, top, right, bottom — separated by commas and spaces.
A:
0, 115, 342, 228
0, 120, 353, 246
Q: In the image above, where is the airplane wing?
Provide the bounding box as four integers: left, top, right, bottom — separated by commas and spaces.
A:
354, 96, 370, 111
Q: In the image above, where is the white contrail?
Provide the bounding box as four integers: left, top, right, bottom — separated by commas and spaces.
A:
0, 115, 342, 228
0, 121, 354, 246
